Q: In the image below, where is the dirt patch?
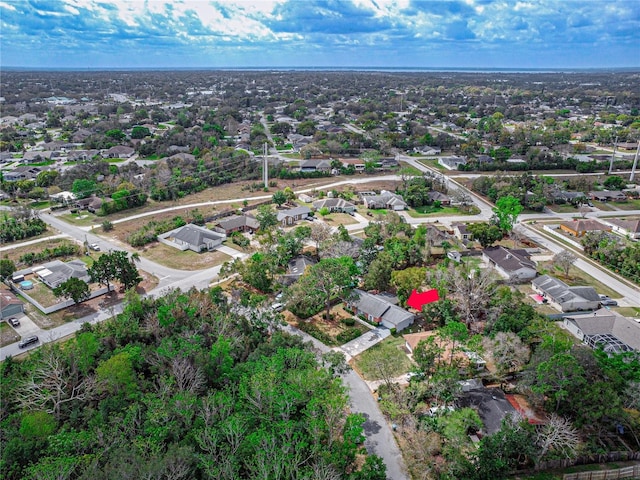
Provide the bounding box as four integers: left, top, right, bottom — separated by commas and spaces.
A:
288, 305, 368, 346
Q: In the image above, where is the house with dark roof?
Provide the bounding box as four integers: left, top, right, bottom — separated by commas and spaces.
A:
312, 197, 356, 213
346, 289, 415, 332
299, 159, 332, 172
563, 308, 640, 353
103, 145, 135, 159
589, 190, 627, 202
277, 206, 311, 226
604, 218, 640, 240
559, 219, 611, 237
2, 166, 42, 181
213, 214, 260, 235
427, 191, 452, 205
280, 256, 317, 286
550, 190, 586, 204
452, 222, 473, 242
482, 246, 537, 282
363, 190, 407, 211
458, 381, 516, 435
532, 275, 600, 312
159, 224, 225, 253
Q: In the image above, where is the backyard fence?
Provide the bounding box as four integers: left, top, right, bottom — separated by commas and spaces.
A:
563, 464, 640, 480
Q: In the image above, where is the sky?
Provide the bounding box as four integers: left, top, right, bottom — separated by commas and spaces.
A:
1, 0, 639, 70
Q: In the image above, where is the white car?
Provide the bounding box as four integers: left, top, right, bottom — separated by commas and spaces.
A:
89, 243, 100, 251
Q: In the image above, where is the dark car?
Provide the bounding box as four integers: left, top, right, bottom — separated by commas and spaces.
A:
18, 336, 39, 349
8, 317, 20, 327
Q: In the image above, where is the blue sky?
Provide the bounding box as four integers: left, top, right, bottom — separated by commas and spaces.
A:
1, 0, 638, 69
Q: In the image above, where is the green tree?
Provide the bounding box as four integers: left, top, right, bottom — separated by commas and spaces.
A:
272, 190, 288, 207
71, 178, 97, 199
53, 277, 91, 304
0, 258, 16, 280
256, 204, 278, 232
391, 267, 426, 305
467, 222, 503, 248
131, 126, 150, 139
492, 195, 523, 235
603, 175, 626, 190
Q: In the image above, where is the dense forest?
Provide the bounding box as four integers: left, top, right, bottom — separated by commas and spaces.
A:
0, 288, 386, 480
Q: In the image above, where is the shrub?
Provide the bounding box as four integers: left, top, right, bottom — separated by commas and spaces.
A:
337, 327, 363, 344
341, 317, 356, 326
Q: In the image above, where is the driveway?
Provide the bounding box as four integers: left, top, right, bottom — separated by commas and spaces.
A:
340, 327, 390, 359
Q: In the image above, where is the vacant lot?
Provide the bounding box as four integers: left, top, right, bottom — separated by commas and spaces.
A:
320, 212, 359, 226
351, 336, 414, 381
138, 242, 232, 270
288, 304, 368, 347
0, 238, 79, 264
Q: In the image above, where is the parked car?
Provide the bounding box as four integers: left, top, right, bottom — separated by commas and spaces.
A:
89, 243, 100, 251
601, 299, 618, 306
8, 317, 20, 327
18, 335, 39, 349
599, 294, 610, 301
271, 303, 284, 312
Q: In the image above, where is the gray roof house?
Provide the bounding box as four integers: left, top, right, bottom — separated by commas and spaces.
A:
312, 197, 356, 213
1, 290, 24, 319
363, 190, 407, 211
159, 224, 225, 253
563, 308, 640, 353
280, 256, 317, 286
213, 214, 260, 235
532, 275, 600, 312
300, 159, 332, 172
482, 247, 537, 282
346, 289, 415, 332
103, 145, 135, 159
33, 260, 90, 289
277, 206, 311, 226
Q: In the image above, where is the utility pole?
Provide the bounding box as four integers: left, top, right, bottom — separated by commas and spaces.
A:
263, 142, 268, 189
630, 140, 640, 182
608, 136, 618, 175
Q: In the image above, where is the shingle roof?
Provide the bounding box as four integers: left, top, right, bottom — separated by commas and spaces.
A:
483, 246, 536, 274
564, 308, 640, 352
171, 224, 225, 247
532, 275, 599, 304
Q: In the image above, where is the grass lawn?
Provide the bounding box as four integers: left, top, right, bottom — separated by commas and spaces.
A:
592, 201, 616, 211
608, 198, 640, 210
397, 163, 423, 175
407, 205, 464, 217
320, 212, 359, 226
546, 204, 581, 213
352, 336, 414, 381
612, 306, 640, 317
25, 280, 60, 308
139, 242, 232, 270
61, 212, 100, 227
417, 158, 447, 172
539, 262, 621, 299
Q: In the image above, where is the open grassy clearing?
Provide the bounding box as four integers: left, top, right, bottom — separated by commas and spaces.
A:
546, 203, 583, 213
351, 336, 414, 380
407, 205, 465, 217
606, 198, 640, 210
320, 213, 359, 226
416, 158, 447, 171
0, 321, 21, 348
138, 242, 232, 270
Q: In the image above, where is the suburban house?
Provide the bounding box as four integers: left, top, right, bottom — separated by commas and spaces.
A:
346, 289, 415, 332
482, 246, 537, 282
277, 206, 311, 226
340, 158, 366, 172
458, 379, 517, 435
532, 275, 600, 312
67, 149, 100, 162
362, 190, 407, 210
427, 191, 452, 205
424, 224, 451, 246
312, 197, 356, 213
452, 222, 473, 242
0, 290, 24, 319
280, 256, 317, 286
2, 166, 42, 181
74, 195, 103, 212
213, 214, 260, 235
22, 150, 54, 163
438, 156, 467, 170
159, 224, 225, 253
603, 218, 640, 240
563, 308, 640, 353
550, 190, 586, 204
33, 260, 90, 289
559, 219, 612, 237
589, 190, 627, 202
103, 145, 135, 159
299, 159, 332, 173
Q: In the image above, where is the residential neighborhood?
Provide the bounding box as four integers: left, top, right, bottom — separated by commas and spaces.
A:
1, 70, 639, 480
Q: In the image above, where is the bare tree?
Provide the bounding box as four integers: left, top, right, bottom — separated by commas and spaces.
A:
447, 265, 495, 331
484, 332, 530, 379
553, 250, 577, 278
16, 347, 96, 420
171, 356, 205, 394
535, 414, 581, 464
309, 222, 333, 257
